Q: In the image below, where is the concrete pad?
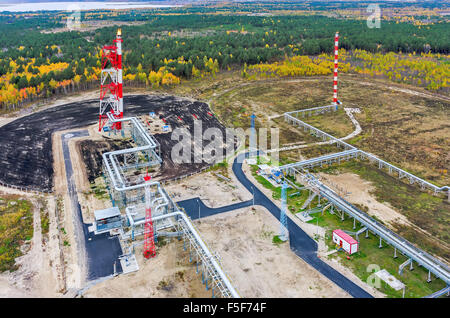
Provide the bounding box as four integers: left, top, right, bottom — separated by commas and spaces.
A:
375, 269, 405, 291
120, 254, 139, 275
296, 212, 313, 223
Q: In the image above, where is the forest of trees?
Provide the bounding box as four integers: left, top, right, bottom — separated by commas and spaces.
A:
244, 49, 448, 91
0, 6, 449, 110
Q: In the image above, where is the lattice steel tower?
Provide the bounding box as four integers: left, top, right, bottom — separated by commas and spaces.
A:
99, 28, 123, 131
143, 174, 156, 258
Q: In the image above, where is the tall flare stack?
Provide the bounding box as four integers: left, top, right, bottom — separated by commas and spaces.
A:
98, 28, 124, 131
332, 32, 339, 106
114, 28, 123, 130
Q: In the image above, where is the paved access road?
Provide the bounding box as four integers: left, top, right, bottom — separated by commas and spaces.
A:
178, 153, 372, 298
62, 131, 123, 281
177, 198, 253, 220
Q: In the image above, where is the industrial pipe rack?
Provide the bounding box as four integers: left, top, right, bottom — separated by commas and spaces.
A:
102, 113, 162, 208
120, 208, 240, 298
283, 108, 449, 196
279, 104, 450, 285
286, 167, 450, 285
100, 115, 239, 298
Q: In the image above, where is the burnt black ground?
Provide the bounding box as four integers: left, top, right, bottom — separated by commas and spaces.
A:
79, 138, 134, 184
0, 95, 229, 192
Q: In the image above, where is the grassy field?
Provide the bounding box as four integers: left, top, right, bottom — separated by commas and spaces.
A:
249, 165, 447, 298
311, 210, 447, 298
312, 161, 450, 262
169, 71, 449, 187
0, 196, 33, 272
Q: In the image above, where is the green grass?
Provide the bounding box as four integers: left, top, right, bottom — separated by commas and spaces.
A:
250, 165, 447, 298
0, 197, 33, 272
38, 197, 49, 236
311, 160, 450, 261
251, 165, 311, 212
309, 210, 447, 298
272, 235, 287, 245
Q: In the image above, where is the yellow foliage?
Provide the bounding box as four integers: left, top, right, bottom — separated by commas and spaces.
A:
246, 55, 349, 79
161, 72, 180, 86
38, 62, 69, 75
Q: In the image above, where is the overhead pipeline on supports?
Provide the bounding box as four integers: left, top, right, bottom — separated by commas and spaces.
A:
282, 106, 450, 197
99, 112, 239, 298
284, 167, 450, 285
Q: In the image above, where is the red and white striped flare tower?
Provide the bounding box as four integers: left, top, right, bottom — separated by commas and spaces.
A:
99, 28, 123, 131
332, 31, 340, 106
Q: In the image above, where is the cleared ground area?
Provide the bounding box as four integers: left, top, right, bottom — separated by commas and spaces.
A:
84, 205, 350, 298
0, 94, 230, 191
195, 206, 350, 298
83, 239, 213, 298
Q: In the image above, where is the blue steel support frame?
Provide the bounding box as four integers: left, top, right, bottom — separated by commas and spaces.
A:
280, 182, 289, 241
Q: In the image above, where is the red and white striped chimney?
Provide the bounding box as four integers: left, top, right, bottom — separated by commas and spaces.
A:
115, 28, 123, 124
333, 32, 339, 106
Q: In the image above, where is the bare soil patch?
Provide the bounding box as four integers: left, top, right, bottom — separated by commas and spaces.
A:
195, 206, 350, 298
165, 171, 252, 208
83, 239, 212, 298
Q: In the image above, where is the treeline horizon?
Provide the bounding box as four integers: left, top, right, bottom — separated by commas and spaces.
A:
0, 8, 449, 109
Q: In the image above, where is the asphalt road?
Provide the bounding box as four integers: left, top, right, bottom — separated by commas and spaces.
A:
178, 198, 253, 220
178, 153, 373, 298
62, 131, 123, 281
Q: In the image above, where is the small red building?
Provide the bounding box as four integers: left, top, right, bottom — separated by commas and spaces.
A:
332, 229, 358, 255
